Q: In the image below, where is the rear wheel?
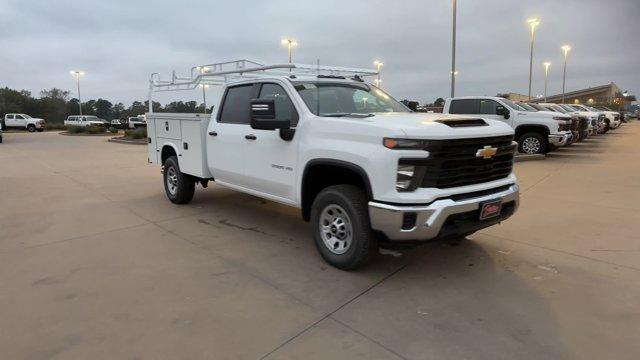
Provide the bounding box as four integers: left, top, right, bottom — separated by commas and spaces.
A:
311, 185, 377, 270
163, 156, 195, 204
517, 132, 547, 155
27, 124, 36, 132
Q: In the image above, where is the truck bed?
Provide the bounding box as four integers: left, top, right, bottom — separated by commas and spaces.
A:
146, 112, 213, 179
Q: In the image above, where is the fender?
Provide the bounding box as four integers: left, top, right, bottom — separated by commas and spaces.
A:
160, 141, 181, 164
300, 159, 373, 221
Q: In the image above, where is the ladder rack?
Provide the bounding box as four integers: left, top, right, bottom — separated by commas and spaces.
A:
147, 59, 378, 112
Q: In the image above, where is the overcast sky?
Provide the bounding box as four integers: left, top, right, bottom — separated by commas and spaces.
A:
1, 0, 638, 106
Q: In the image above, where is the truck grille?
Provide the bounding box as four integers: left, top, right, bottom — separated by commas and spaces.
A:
401, 135, 515, 189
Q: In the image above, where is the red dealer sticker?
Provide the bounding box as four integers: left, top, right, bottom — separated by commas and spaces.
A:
479, 199, 502, 220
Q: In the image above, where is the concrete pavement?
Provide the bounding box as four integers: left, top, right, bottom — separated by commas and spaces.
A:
1, 125, 639, 359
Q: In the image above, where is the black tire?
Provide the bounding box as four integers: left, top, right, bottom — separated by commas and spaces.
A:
163, 156, 195, 204
27, 124, 36, 132
310, 185, 377, 270
517, 132, 547, 155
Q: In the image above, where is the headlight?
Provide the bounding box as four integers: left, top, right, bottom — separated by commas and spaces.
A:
383, 138, 427, 150
396, 164, 416, 191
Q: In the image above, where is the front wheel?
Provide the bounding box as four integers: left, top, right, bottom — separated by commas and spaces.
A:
311, 185, 378, 270
517, 132, 547, 155
27, 124, 36, 132
163, 156, 195, 204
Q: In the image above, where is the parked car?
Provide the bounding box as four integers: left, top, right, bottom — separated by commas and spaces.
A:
516, 102, 578, 146
110, 118, 126, 129
146, 61, 520, 270
64, 115, 107, 127
567, 105, 608, 134
2, 113, 46, 132
556, 104, 600, 136
533, 103, 589, 142
443, 96, 572, 154
128, 116, 147, 129
589, 106, 622, 129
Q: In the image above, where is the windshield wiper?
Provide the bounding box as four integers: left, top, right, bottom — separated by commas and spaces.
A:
322, 113, 375, 118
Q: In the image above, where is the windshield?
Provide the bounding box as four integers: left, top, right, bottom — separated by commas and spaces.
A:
518, 103, 538, 111
558, 104, 575, 112
569, 105, 586, 111
23, 114, 32, 118
85, 116, 99, 120
548, 105, 567, 113
500, 98, 526, 111
293, 82, 409, 116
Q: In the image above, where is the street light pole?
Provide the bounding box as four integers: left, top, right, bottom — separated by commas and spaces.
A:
374, 60, 384, 88
527, 18, 540, 100
197, 66, 209, 114
450, 0, 457, 98
70, 71, 84, 115
281, 38, 297, 70
561, 45, 571, 104
543, 62, 551, 102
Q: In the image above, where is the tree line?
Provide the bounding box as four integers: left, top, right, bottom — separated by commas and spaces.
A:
0, 87, 206, 124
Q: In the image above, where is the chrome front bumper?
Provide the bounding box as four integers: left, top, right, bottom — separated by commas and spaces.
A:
368, 184, 520, 241
549, 133, 572, 146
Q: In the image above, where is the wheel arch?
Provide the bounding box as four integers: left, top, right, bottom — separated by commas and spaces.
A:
160, 143, 179, 164
300, 159, 373, 222
514, 124, 550, 139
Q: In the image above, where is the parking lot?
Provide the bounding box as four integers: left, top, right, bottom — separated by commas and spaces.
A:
1, 125, 639, 359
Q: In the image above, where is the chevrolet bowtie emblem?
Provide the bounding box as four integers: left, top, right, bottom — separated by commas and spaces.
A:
476, 145, 497, 159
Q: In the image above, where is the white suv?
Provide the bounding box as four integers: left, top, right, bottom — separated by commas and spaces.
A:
443, 96, 573, 154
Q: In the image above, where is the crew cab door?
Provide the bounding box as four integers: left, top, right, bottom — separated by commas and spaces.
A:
206, 83, 257, 188
242, 82, 299, 202
5, 114, 16, 127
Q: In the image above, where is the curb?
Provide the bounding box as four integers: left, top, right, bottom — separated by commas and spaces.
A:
514, 154, 546, 162
108, 137, 147, 145
59, 131, 114, 136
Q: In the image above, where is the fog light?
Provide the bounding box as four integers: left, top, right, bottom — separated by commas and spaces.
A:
396, 164, 415, 191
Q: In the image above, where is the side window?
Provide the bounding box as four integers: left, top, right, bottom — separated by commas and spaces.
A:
258, 83, 299, 126
7, 115, 14, 119
15, 114, 24, 119
449, 99, 478, 114
219, 84, 254, 124
479, 99, 501, 114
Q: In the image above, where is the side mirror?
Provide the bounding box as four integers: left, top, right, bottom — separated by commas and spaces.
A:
496, 105, 510, 119
250, 99, 290, 130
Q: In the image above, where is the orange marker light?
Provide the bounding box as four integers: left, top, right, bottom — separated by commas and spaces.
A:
383, 138, 397, 149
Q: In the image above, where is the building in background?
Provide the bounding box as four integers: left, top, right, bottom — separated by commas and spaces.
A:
538, 82, 636, 110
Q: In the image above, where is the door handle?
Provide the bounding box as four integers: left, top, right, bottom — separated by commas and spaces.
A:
245, 134, 257, 140
208, 131, 217, 136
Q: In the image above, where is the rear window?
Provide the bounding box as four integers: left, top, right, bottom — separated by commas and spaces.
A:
449, 99, 478, 114
219, 84, 254, 124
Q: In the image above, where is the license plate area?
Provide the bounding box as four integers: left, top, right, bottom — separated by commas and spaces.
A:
479, 199, 502, 220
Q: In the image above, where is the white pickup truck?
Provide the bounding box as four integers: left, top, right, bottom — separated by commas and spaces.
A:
443, 96, 573, 155
3, 113, 46, 132
146, 61, 520, 269
64, 115, 107, 127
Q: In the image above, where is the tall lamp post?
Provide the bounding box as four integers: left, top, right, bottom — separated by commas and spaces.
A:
543, 62, 551, 102
281, 37, 297, 65
561, 45, 571, 103
197, 66, 209, 113
527, 18, 540, 100
450, 0, 457, 98
70, 70, 85, 115
373, 60, 384, 88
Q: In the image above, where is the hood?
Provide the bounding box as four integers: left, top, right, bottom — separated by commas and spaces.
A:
532, 110, 571, 119
357, 112, 513, 139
